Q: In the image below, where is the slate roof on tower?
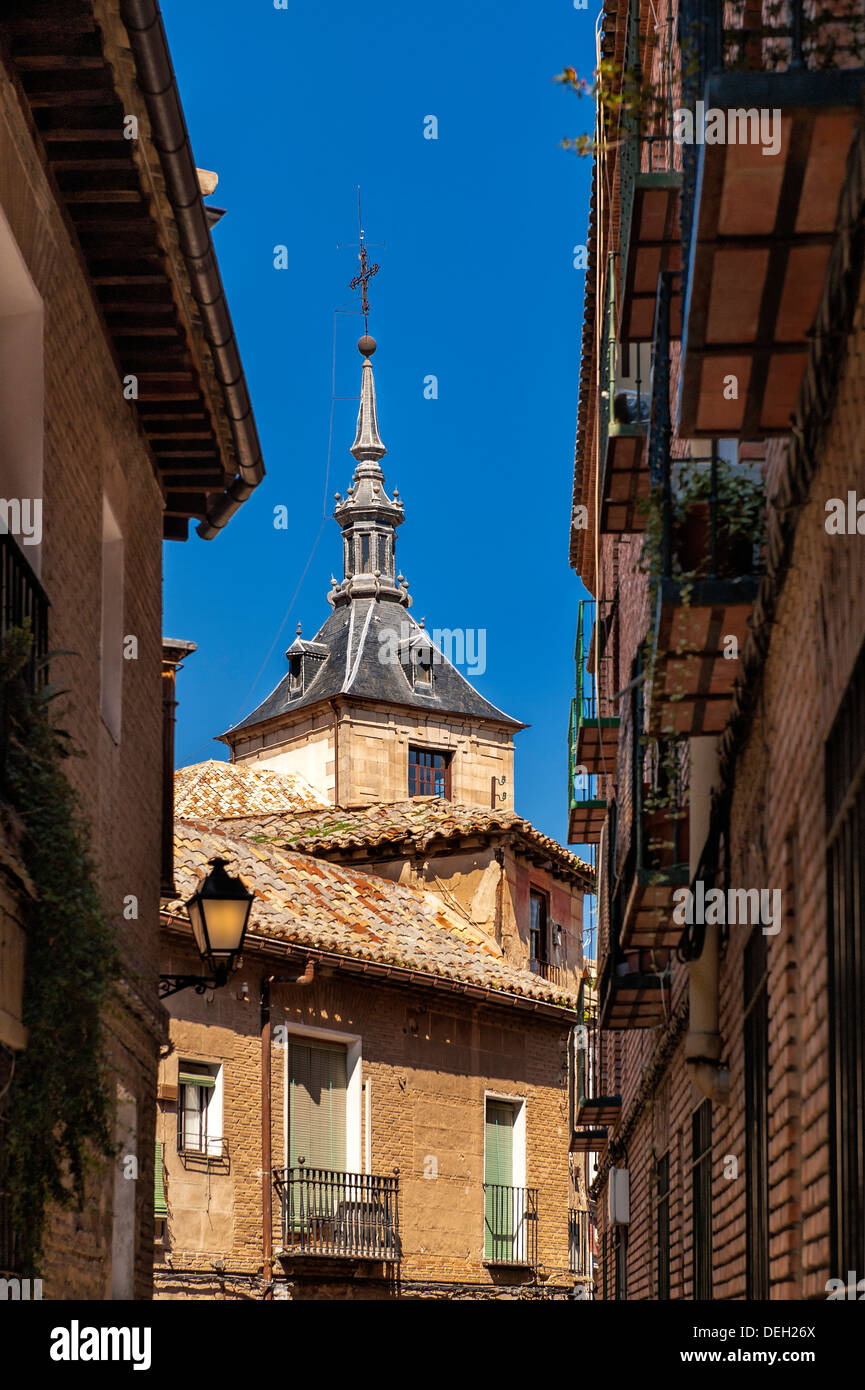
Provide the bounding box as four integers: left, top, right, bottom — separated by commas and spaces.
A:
222, 333, 523, 740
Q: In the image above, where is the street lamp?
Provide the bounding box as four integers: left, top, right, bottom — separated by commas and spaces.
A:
160, 856, 253, 998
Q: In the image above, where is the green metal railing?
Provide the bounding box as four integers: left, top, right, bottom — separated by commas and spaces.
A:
598, 257, 648, 499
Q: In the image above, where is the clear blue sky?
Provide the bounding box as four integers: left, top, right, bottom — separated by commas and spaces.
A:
161, 0, 596, 849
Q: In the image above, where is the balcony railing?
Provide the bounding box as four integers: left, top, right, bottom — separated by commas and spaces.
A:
599, 258, 651, 533
618, 5, 683, 341
483, 1184, 538, 1267
273, 1166, 400, 1262
0, 530, 49, 686
569, 1207, 591, 1279
568, 698, 606, 845
571, 598, 619, 780
530, 958, 567, 989
575, 978, 620, 1128
649, 271, 763, 737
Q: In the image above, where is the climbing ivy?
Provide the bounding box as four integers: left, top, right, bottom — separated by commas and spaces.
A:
1, 626, 119, 1275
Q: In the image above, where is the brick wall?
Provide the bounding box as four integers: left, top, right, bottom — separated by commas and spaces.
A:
0, 63, 165, 1297
155, 942, 579, 1299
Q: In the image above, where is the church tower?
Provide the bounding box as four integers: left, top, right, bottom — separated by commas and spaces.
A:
220, 303, 523, 809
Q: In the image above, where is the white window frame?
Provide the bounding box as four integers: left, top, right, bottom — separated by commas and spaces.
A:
282, 1022, 362, 1173
178, 1061, 223, 1158
483, 1090, 527, 1189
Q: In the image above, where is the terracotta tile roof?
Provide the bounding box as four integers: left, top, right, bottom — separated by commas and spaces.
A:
174, 760, 327, 821
165, 820, 579, 1012
215, 796, 594, 888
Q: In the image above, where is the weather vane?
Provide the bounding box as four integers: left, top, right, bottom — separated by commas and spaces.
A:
349, 189, 379, 335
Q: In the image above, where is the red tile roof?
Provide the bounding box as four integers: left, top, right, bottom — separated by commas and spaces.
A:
165, 820, 579, 1012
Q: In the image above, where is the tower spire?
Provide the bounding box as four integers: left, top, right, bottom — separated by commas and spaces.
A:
329, 227, 409, 610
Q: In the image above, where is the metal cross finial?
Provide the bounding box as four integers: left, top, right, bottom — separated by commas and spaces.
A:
349, 189, 379, 334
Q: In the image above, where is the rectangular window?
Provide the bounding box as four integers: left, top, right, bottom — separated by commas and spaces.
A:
484, 1099, 515, 1261
691, 1100, 713, 1299
360, 533, 371, 573
288, 1040, 347, 1171
177, 1065, 221, 1157
744, 927, 769, 1297
529, 890, 549, 966
656, 1151, 670, 1299
100, 496, 124, 740
827, 637, 865, 1279
408, 745, 451, 798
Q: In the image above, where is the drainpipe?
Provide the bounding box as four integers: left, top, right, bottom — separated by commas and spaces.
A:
685, 737, 731, 1103
260, 962, 315, 1298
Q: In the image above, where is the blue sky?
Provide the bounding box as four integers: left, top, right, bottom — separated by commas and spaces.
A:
161, 0, 596, 849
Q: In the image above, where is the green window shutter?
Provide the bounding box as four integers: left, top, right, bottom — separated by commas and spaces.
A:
154, 1139, 167, 1217
484, 1101, 516, 1259
179, 1072, 215, 1089
289, 1042, 347, 1171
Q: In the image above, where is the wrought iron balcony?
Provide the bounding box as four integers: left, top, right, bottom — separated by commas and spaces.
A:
483, 1184, 538, 1267
569, 1207, 591, 1279
649, 273, 763, 738
574, 978, 620, 1128
530, 958, 568, 989
273, 1166, 400, 1262
614, 649, 690, 954
567, 698, 606, 845
571, 598, 619, 780
618, 4, 683, 342
599, 258, 651, 534
0, 532, 49, 689
677, 0, 865, 436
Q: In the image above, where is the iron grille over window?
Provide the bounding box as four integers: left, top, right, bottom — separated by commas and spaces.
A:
827, 636, 865, 1281
691, 1100, 713, 1299
744, 927, 769, 1297
408, 745, 451, 798
656, 1151, 670, 1300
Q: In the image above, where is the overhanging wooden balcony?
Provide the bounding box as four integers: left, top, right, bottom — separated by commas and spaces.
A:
619, 129, 683, 343
649, 280, 764, 737
677, 7, 865, 436
598, 949, 670, 1031
567, 698, 606, 844
575, 984, 621, 1127
570, 1129, 608, 1154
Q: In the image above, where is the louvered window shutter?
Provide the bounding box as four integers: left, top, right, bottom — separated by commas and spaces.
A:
289, 1042, 347, 1171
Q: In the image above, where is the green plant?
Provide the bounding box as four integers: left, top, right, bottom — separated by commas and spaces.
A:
674, 459, 765, 544
1, 626, 119, 1276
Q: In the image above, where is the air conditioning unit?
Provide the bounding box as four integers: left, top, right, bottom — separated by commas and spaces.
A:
608, 1167, 630, 1225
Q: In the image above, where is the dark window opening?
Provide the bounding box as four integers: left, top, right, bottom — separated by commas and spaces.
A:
408, 745, 451, 798
691, 1100, 713, 1300
360, 534, 371, 573
827, 636, 865, 1279
656, 1151, 670, 1299
529, 890, 549, 968
744, 927, 769, 1298
288, 655, 303, 695
412, 648, 433, 688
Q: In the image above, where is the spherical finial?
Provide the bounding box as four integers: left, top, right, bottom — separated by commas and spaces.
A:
358, 334, 377, 357
296, 622, 302, 637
